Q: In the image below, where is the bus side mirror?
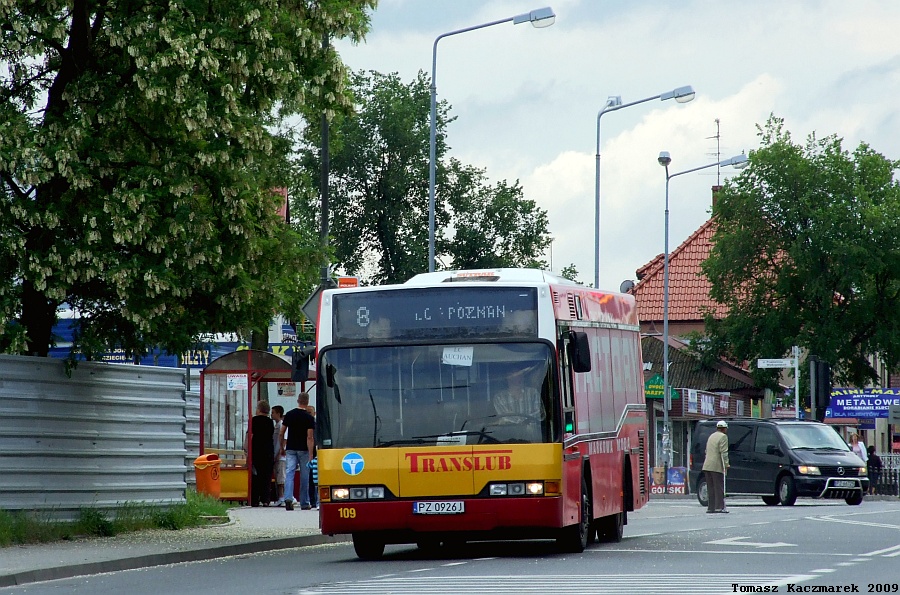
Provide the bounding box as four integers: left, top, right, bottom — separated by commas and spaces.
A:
568, 330, 592, 373
292, 344, 316, 382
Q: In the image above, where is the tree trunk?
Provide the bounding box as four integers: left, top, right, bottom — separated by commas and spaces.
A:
21, 280, 57, 357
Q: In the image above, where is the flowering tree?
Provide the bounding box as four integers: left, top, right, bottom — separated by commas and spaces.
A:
0, 0, 375, 357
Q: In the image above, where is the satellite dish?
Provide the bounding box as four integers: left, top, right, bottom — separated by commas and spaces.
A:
619, 280, 635, 293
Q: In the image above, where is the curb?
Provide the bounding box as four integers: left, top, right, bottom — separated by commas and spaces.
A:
0, 533, 351, 588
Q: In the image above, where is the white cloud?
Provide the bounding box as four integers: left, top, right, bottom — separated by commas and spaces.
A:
334, 0, 900, 289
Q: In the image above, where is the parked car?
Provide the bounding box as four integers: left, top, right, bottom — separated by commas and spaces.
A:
689, 418, 868, 506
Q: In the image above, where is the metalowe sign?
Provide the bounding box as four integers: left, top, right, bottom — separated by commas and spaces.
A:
825, 388, 900, 419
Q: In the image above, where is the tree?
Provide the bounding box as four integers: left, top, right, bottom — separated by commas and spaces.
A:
294, 70, 551, 285
559, 264, 581, 283
702, 116, 900, 388
0, 1, 375, 358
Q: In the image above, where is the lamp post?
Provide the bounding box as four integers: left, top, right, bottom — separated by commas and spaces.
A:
656, 151, 749, 472
428, 7, 556, 272
594, 86, 695, 288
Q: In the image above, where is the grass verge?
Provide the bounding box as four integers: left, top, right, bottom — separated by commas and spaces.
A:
0, 490, 231, 547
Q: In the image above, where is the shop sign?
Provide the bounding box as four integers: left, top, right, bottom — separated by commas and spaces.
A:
644, 374, 679, 400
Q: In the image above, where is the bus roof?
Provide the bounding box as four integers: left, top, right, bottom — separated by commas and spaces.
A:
405, 268, 580, 286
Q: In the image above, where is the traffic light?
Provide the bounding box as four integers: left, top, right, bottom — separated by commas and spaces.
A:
814, 360, 832, 410
292, 343, 316, 382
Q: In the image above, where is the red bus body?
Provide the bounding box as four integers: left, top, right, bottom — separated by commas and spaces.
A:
313, 269, 648, 558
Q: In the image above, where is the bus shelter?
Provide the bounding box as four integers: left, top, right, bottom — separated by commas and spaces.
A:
200, 349, 310, 501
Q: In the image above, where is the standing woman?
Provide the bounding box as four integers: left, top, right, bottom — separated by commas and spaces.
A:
249, 400, 275, 507
848, 433, 867, 464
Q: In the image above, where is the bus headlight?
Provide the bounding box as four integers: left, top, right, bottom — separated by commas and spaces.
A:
526, 482, 544, 495
798, 466, 820, 475
858, 467, 867, 476
330, 486, 386, 501
488, 481, 545, 496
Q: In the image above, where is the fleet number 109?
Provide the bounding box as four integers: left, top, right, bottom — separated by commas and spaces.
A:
338, 507, 356, 519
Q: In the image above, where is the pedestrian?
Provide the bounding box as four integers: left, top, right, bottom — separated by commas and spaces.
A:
280, 392, 315, 511
306, 405, 318, 508
867, 445, 882, 496
271, 405, 286, 506
848, 433, 867, 463
702, 420, 730, 513
248, 400, 275, 507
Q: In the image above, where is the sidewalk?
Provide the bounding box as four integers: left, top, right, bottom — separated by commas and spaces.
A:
0, 505, 347, 588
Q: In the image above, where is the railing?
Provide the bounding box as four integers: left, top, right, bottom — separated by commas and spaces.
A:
872, 454, 900, 496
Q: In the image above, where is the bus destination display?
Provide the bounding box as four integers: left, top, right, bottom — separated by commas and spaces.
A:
332, 287, 538, 343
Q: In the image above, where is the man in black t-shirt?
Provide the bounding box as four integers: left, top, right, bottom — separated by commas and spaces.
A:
280, 392, 316, 511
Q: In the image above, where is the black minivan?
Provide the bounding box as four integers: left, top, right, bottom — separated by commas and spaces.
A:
689, 418, 868, 506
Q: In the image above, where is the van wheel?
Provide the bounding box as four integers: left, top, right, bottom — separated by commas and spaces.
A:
762, 496, 779, 506
696, 477, 709, 508
352, 533, 385, 560
777, 476, 797, 506
845, 492, 863, 506
557, 476, 590, 553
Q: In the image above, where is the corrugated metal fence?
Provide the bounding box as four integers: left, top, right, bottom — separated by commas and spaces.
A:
0, 355, 192, 520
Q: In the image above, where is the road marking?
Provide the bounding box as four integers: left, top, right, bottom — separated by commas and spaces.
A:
706, 536, 796, 548
863, 544, 900, 557
808, 515, 900, 530
594, 548, 849, 557
299, 573, 817, 594
811, 568, 836, 573
441, 562, 468, 567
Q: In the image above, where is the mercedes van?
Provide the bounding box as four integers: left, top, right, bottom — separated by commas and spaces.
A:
689, 418, 868, 506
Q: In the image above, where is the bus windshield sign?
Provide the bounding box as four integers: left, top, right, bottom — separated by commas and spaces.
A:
332, 287, 538, 343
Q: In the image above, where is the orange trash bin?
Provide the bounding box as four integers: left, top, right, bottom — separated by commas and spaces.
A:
194, 454, 221, 498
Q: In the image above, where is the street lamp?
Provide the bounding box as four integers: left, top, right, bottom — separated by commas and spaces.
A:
428, 7, 556, 272
656, 151, 749, 470
594, 85, 695, 288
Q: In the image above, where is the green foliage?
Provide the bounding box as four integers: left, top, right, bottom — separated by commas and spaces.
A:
559, 264, 581, 284
0, 0, 376, 357
294, 70, 551, 284
703, 115, 900, 388
0, 490, 231, 547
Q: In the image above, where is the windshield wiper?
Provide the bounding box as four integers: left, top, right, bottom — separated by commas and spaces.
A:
376, 438, 430, 447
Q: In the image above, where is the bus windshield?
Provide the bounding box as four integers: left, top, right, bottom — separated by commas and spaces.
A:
318, 342, 558, 449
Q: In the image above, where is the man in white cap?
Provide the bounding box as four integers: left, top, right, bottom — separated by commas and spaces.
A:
702, 420, 730, 513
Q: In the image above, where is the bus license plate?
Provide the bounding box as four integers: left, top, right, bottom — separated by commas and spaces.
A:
413, 501, 464, 515
833, 480, 855, 488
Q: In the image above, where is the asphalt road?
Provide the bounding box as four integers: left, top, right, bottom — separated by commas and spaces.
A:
4, 498, 899, 595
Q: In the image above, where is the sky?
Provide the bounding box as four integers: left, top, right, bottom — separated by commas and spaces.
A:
332, 0, 900, 291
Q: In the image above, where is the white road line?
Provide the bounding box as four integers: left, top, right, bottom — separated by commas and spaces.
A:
593, 548, 851, 557
300, 574, 818, 595
441, 562, 468, 567
811, 568, 836, 573
808, 515, 900, 530
863, 544, 900, 557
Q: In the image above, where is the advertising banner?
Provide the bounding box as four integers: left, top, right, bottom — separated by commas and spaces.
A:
826, 388, 900, 419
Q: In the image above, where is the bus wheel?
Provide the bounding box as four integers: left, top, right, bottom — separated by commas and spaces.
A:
557, 476, 590, 553
597, 511, 624, 543
352, 533, 385, 561
416, 537, 442, 553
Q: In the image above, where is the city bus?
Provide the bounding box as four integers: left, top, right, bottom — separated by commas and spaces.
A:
312, 268, 648, 559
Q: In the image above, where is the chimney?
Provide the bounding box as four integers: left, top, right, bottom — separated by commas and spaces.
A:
711, 185, 723, 209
